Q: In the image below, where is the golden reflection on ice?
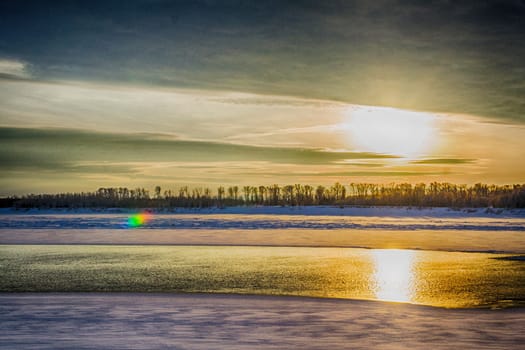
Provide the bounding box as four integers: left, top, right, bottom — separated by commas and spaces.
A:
372, 249, 416, 303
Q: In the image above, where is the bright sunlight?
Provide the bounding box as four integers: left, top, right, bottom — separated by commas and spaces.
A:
372, 249, 416, 303
346, 106, 437, 159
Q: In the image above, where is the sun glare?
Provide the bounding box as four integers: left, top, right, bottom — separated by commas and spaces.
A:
346, 106, 437, 159
372, 249, 416, 303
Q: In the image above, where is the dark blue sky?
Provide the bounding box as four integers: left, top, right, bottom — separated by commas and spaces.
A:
1, 0, 524, 121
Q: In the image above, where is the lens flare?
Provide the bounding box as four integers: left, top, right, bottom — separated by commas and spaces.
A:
127, 213, 152, 228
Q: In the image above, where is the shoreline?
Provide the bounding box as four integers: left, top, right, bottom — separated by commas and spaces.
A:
1, 291, 523, 310
2, 241, 525, 255
0, 291, 516, 311
2, 205, 525, 218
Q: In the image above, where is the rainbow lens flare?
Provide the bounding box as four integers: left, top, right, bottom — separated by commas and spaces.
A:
127, 212, 152, 228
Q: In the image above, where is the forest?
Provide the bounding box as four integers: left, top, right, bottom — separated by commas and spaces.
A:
2, 182, 525, 209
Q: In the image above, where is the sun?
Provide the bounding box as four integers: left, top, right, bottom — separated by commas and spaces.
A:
345, 106, 437, 159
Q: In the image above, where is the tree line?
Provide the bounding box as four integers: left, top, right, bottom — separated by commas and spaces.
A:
2, 182, 525, 209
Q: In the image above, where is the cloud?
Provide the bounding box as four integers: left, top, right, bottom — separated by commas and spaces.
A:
0, 126, 403, 194
1, 121, 524, 194
0, 59, 30, 79
0, 126, 397, 171
208, 95, 344, 108
0, 1, 524, 122
240, 171, 447, 177
0, 79, 350, 149
411, 158, 476, 165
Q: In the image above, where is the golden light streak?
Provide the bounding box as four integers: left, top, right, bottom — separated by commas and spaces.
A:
372, 249, 416, 303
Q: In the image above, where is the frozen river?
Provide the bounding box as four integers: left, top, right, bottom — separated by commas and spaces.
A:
1, 208, 524, 349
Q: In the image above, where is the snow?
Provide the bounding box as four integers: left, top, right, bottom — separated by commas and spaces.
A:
2, 228, 523, 253
2, 205, 525, 217
1, 212, 524, 231
1, 293, 523, 350
1, 208, 524, 253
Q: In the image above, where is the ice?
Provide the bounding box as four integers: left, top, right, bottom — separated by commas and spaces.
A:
1, 293, 523, 350
1, 207, 524, 231
1, 207, 524, 253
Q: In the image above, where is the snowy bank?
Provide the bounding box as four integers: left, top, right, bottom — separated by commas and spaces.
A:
2, 205, 525, 218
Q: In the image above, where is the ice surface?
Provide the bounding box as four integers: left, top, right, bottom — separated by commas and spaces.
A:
1, 293, 524, 350
1, 209, 524, 231
1, 207, 524, 252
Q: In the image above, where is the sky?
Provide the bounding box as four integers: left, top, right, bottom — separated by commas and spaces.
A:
1, 0, 524, 194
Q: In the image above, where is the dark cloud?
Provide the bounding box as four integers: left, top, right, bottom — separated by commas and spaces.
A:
411, 158, 476, 165
240, 171, 446, 177
0, 1, 524, 121
0, 127, 396, 174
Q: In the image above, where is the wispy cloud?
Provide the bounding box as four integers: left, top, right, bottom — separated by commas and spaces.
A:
0, 79, 348, 147
412, 158, 476, 165
0, 126, 397, 171
0, 59, 30, 79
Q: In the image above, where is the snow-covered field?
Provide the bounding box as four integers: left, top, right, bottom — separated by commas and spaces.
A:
1, 293, 524, 350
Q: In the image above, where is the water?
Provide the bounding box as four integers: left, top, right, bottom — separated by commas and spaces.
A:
1, 245, 524, 308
